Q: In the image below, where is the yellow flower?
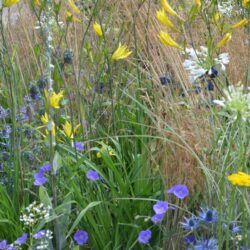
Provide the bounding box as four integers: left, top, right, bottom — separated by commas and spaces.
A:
68, 0, 80, 14
160, 0, 178, 17
108, 150, 115, 156
33, 0, 40, 5
212, 12, 221, 24
96, 152, 102, 158
228, 172, 250, 187
3, 0, 19, 7
195, 0, 201, 7
111, 43, 132, 61
62, 121, 80, 139
243, 0, 250, 8
158, 31, 181, 49
93, 22, 103, 37
156, 9, 176, 30
232, 18, 248, 29
41, 112, 56, 136
45, 89, 64, 109
216, 33, 232, 49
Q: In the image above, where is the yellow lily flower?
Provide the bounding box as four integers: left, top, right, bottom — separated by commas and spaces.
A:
62, 121, 80, 139
41, 112, 56, 136
3, 0, 19, 7
228, 172, 250, 187
93, 22, 103, 37
44, 89, 64, 109
160, 0, 178, 16
216, 33, 232, 49
195, 0, 201, 7
111, 43, 132, 61
156, 9, 176, 30
158, 31, 181, 49
232, 18, 248, 29
68, 0, 80, 14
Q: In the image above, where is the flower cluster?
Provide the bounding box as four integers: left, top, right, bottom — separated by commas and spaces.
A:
20, 202, 51, 227
228, 171, 250, 187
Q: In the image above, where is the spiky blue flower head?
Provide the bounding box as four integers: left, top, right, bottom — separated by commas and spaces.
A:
198, 208, 217, 224
223, 222, 241, 235
188, 238, 218, 250
181, 215, 199, 231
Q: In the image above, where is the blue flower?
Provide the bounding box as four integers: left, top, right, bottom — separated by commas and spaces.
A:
0, 240, 7, 249
223, 222, 241, 235
34, 172, 47, 186
6, 244, 16, 250
153, 200, 168, 215
73, 230, 88, 246
39, 163, 52, 174
198, 208, 217, 224
181, 216, 199, 231
207, 80, 214, 91
74, 142, 84, 152
33, 230, 46, 239
138, 229, 152, 244
86, 170, 100, 181
188, 238, 218, 250
151, 213, 164, 224
167, 184, 189, 199
15, 233, 28, 245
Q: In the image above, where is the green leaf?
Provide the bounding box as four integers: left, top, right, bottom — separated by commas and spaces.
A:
39, 186, 52, 208
53, 151, 62, 174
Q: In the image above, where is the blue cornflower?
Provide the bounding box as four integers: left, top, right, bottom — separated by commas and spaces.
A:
33, 230, 46, 239
138, 229, 152, 244
198, 208, 217, 224
86, 170, 100, 181
74, 142, 84, 152
153, 200, 168, 215
151, 213, 164, 224
167, 184, 189, 199
0, 240, 7, 249
181, 216, 199, 231
73, 230, 88, 245
15, 233, 28, 245
188, 238, 218, 250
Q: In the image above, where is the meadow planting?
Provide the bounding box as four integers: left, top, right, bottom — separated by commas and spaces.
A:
0, 0, 250, 249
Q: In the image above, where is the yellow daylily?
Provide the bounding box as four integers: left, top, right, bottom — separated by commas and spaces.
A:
216, 33, 232, 49
93, 22, 103, 37
68, 0, 80, 14
232, 18, 248, 29
62, 121, 80, 139
3, 0, 19, 7
158, 31, 181, 49
156, 9, 176, 30
41, 112, 56, 136
228, 172, 250, 187
45, 89, 64, 109
111, 43, 132, 61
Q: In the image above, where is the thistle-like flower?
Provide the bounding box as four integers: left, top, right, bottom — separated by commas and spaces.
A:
111, 43, 132, 60
93, 22, 103, 37
156, 9, 176, 30
158, 31, 181, 49
3, 0, 20, 7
